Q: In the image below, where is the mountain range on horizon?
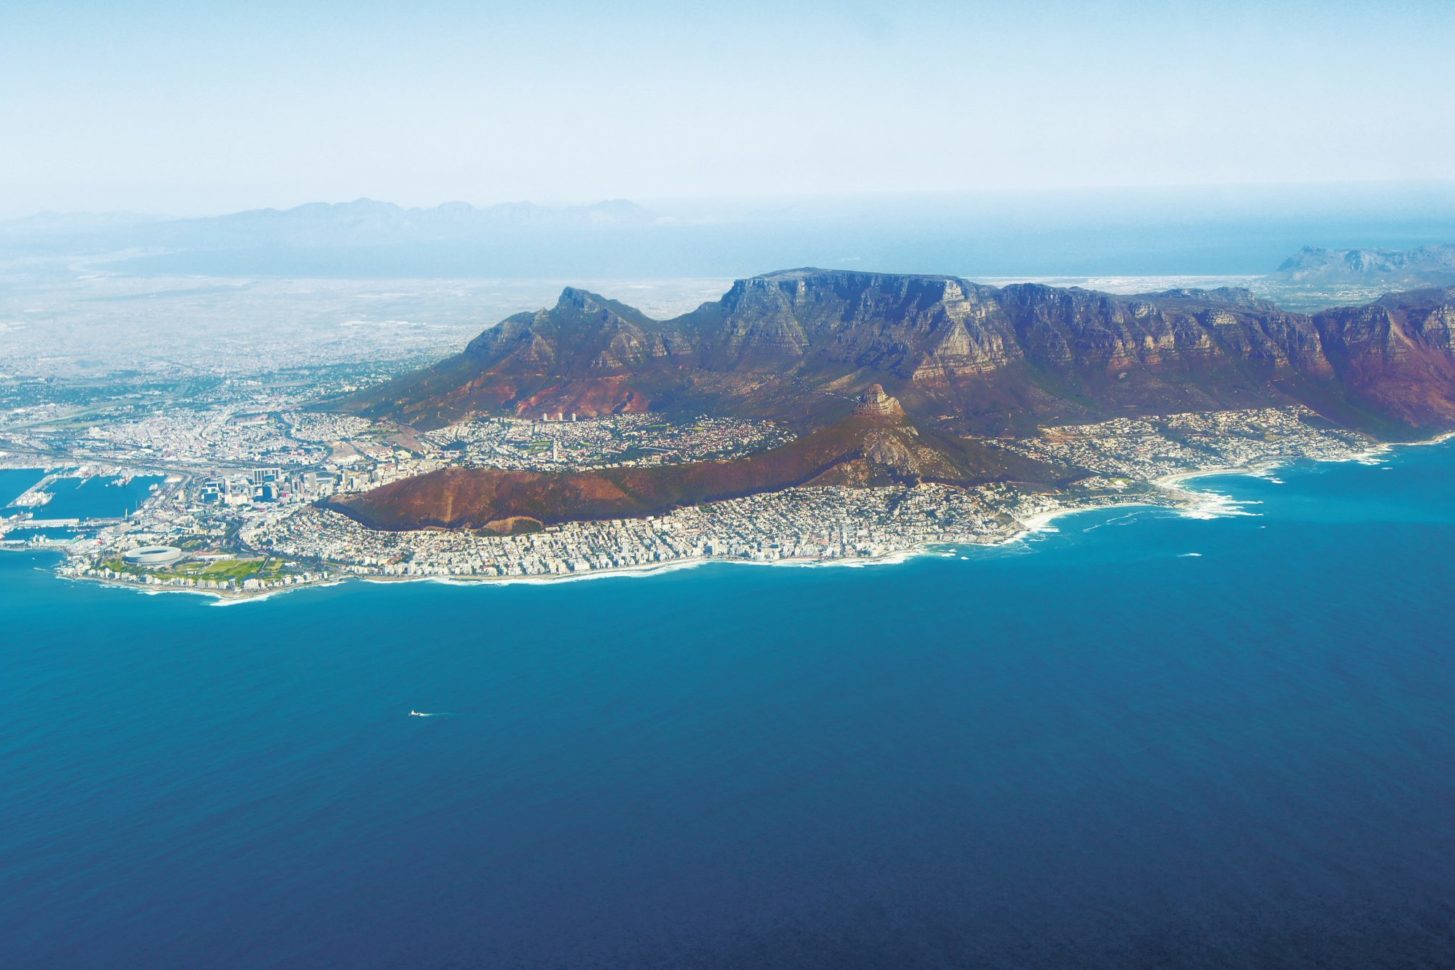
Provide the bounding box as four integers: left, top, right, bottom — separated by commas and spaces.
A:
1272, 243, 1455, 286
0, 197, 659, 247
6, 193, 1455, 285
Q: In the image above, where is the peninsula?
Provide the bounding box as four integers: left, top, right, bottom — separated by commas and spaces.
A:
8, 267, 1453, 598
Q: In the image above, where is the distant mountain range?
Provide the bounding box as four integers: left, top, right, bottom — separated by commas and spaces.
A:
6, 195, 1454, 284
0, 198, 657, 251
324, 269, 1455, 530
1272, 244, 1455, 287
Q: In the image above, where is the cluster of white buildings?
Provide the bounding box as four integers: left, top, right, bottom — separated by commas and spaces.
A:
423, 413, 793, 471
1006, 407, 1373, 479
240, 480, 1066, 581
77, 407, 326, 468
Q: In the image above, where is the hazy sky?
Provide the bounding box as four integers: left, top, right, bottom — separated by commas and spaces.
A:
3, 0, 1454, 216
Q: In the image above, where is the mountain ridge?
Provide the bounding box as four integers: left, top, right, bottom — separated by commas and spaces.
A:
326, 386, 1072, 531
332, 269, 1455, 438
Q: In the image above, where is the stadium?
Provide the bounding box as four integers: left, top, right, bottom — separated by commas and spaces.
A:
121, 545, 183, 568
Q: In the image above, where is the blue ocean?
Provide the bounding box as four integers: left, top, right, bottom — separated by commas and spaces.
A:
4, 447, 1455, 968
35, 476, 165, 521
0, 468, 46, 506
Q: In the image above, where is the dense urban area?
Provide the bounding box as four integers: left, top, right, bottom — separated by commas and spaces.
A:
0, 363, 1382, 600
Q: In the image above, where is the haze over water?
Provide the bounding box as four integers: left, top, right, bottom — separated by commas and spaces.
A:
4, 445, 1455, 968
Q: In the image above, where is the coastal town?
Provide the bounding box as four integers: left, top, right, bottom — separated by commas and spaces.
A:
0, 369, 1384, 599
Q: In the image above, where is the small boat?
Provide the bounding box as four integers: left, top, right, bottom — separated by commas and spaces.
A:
409, 709, 426, 717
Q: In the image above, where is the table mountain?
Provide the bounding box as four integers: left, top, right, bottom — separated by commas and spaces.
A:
332, 269, 1455, 438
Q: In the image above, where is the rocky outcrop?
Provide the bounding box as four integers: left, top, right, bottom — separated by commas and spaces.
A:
854, 384, 906, 419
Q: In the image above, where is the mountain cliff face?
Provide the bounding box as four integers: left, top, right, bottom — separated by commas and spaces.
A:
334, 269, 1455, 438
1311, 289, 1455, 428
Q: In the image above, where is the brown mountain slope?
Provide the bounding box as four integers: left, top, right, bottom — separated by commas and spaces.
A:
1311, 289, 1455, 430
327, 388, 1071, 532
329, 270, 1455, 438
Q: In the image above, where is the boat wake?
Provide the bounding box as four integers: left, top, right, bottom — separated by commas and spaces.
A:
1079, 510, 1152, 534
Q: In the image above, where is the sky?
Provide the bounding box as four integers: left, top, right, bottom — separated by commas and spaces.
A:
3, 0, 1454, 217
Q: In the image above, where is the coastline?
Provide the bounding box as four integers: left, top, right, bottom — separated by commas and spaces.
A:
49, 431, 1450, 605
40, 494, 1213, 603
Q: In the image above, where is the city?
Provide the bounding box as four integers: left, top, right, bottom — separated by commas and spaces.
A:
0, 368, 1384, 599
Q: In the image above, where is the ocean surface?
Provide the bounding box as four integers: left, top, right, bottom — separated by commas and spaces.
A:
1, 472, 164, 520
20, 475, 165, 520
0, 468, 45, 506
4, 447, 1455, 968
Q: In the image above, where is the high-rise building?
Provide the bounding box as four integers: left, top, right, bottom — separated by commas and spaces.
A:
200, 477, 224, 504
